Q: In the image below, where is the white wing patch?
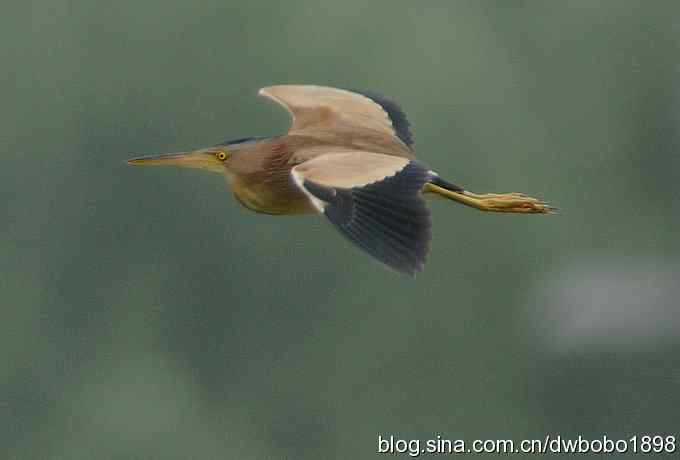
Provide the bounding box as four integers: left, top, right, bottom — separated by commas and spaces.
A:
292, 152, 409, 188
291, 168, 326, 212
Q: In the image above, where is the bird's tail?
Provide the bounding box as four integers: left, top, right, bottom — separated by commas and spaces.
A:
423, 176, 555, 214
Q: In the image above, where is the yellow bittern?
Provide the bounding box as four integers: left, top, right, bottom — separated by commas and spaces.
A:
129, 85, 552, 276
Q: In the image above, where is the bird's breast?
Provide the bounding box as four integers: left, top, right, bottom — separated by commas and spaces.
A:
231, 174, 317, 215
226, 137, 326, 215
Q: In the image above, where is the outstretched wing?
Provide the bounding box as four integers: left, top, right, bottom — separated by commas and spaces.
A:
291, 152, 432, 276
260, 85, 414, 150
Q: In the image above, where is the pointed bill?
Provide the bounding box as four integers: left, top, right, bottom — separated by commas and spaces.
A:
127, 148, 224, 172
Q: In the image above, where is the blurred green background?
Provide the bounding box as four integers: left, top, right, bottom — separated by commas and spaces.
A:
2, 1, 680, 458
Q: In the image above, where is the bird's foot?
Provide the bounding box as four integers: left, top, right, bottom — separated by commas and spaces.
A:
463, 191, 556, 214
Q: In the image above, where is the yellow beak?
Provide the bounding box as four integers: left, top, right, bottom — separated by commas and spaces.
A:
127, 148, 224, 173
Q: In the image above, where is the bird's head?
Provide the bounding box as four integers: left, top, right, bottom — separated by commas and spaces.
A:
127, 137, 265, 175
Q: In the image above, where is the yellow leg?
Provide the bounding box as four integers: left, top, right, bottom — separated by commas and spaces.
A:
424, 183, 555, 214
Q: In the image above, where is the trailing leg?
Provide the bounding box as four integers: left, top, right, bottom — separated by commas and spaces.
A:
424, 176, 555, 214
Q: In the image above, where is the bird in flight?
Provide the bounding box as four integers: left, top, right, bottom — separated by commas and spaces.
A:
128, 85, 553, 276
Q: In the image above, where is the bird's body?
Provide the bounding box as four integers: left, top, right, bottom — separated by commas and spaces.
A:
227, 128, 413, 214
129, 85, 552, 275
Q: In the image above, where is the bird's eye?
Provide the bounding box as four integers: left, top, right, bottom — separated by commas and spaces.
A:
216, 151, 227, 161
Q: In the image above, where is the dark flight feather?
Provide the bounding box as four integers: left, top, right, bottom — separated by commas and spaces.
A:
351, 89, 414, 149
303, 161, 431, 276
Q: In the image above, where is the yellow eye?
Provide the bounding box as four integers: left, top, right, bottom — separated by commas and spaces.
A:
216, 151, 227, 161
